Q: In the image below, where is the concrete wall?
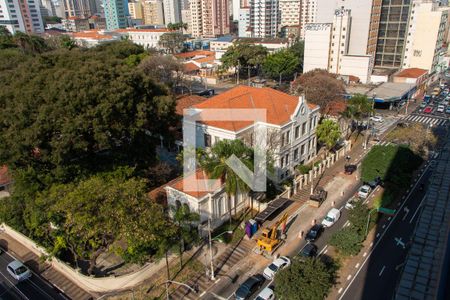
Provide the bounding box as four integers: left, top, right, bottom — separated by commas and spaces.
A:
340, 55, 371, 84
304, 23, 332, 73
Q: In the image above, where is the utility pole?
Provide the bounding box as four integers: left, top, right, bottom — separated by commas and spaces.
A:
208, 218, 215, 280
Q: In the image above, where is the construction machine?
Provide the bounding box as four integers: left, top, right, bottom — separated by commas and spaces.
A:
255, 213, 289, 257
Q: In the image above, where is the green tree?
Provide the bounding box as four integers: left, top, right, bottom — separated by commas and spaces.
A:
0, 26, 15, 49
0, 43, 176, 183
343, 93, 373, 125
171, 204, 200, 268
316, 119, 341, 150
263, 49, 299, 84
159, 32, 186, 53
139, 54, 183, 87
275, 257, 335, 300
289, 41, 304, 73
348, 201, 369, 236
12, 31, 49, 53
200, 140, 254, 218
291, 69, 345, 112
329, 227, 363, 256
220, 43, 268, 84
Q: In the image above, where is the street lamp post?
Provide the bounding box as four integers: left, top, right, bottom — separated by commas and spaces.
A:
365, 208, 378, 237
208, 218, 215, 281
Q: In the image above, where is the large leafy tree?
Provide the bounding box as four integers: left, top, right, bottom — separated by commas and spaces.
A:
200, 140, 254, 217
275, 257, 335, 300
171, 204, 200, 268
220, 43, 268, 84
291, 69, 345, 112
316, 119, 341, 150
158, 32, 186, 53
348, 201, 369, 236
263, 49, 299, 84
139, 54, 183, 88
289, 40, 304, 73
0, 42, 176, 182
343, 93, 373, 123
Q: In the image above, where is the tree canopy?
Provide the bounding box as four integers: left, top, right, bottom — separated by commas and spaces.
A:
159, 32, 186, 53
291, 69, 345, 112
316, 119, 341, 150
275, 257, 335, 300
263, 49, 299, 84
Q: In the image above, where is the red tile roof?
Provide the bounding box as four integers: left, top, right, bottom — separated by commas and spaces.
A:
183, 62, 200, 73
176, 95, 206, 115
0, 166, 11, 186
192, 85, 318, 131
115, 28, 169, 33
194, 56, 215, 63
167, 169, 222, 199
175, 50, 215, 59
70, 30, 114, 40
396, 68, 428, 78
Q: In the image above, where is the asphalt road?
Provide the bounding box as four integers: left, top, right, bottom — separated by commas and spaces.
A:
0, 249, 66, 300
339, 165, 433, 300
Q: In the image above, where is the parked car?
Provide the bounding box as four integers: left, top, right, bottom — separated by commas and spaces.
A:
299, 243, 318, 257
345, 197, 359, 210
370, 115, 383, 123
344, 164, 357, 175
322, 208, 341, 228
358, 185, 372, 199
446, 106, 450, 114
442, 100, 449, 106
424, 106, 433, 113
255, 287, 275, 300
235, 275, 265, 300
366, 176, 383, 189
437, 105, 445, 113
419, 102, 427, 108
197, 89, 215, 97
263, 256, 291, 280
7, 260, 31, 282
305, 224, 324, 242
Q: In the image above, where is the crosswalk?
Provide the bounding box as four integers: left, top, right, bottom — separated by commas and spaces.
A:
400, 114, 448, 127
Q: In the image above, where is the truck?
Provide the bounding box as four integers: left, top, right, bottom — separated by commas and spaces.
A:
308, 187, 328, 207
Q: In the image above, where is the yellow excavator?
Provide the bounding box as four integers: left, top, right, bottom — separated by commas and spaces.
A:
255, 213, 289, 257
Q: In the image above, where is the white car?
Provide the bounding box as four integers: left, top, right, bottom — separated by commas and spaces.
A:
358, 185, 372, 199
7, 260, 31, 281
370, 115, 383, 123
437, 105, 445, 113
321, 208, 341, 227
255, 287, 275, 300
263, 256, 291, 280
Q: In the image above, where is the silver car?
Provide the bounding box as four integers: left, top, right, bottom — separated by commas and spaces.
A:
7, 260, 31, 281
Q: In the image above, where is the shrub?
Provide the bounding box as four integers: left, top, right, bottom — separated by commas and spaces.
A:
296, 164, 312, 174
329, 227, 363, 257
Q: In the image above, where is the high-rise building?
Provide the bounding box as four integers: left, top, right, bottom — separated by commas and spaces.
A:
39, 0, 57, 17
402, 0, 449, 73
162, 0, 181, 24
0, 0, 45, 33
104, 0, 130, 29
64, 0, 92, 17
238, 6, 250, 37
370, 0, 413, 69
249, 0, 280, 38
279, 0, 300, 28
128, 0, 143, 19
188, 0, 230, 37
143, 0, 164, 24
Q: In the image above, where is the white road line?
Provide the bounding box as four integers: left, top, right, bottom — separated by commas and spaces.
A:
200, 291, 206, 297
355, 263, 360, 268
0, 269, 30, 300
318, 245, 328, 256
410, 195, 427, 224
382, 224, 386, 229
376, 233, 380, 238
338, 288, 343, 294
346, 275, 352, 281
379, 266, 386, 276
388, 217, 392, 221
324, 249, 328, 254
363, 252, 367, 257
370, 242, 373, 247
338, 164, 431, 300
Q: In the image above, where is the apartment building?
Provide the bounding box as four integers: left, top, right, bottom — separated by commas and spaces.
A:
249, 0, 280, 38
0, 0, 26, 33
0, 0, 45, 33
128, 0, 143, 19
64, 0, 92, 18
162, 0, 181, 24
238, 7, 250, 37
62, 16, 90, 31
402, 0, 449, 74
143, 0, 164, 24
104, 0, 130, 29
188, 0, 230, 37
279, 0, 299, 28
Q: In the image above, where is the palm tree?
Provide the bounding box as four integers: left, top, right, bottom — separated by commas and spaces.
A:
342, 94, 373, 136
171, 204, 200, 268
200, 140, 254, 220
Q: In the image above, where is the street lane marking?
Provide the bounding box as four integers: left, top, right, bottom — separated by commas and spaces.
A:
200, 291, 206, 297
355, 263, 360, 268
318, 245, 328, 256
324, 249, 328, 254
363, 252, 367, 257
346, 275, 351, 280
338, 164, 431, 300
379, 266, 386, 276
410, 195, 426, 224
338, 288, 343, 294
376, 233, 380, 238
370, 242, 373, 247
382, 224, 386, 229
388, 217, 392, 221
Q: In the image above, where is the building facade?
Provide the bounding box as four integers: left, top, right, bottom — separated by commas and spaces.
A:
116, 28, 169, 48
238, 7, 250, 37
64, 0, 92, 18
128, 0, 143, 19
143, 0, 164, 24
188, 0, 230, 37
162, 0, 181, 24
303, 23, 331, 71
0, 0, 26, 33
249, 0, 280, 38
403, 1, 449, 74
2, 0, 45, 33
62, 16, 90, 31
104, 0, 130, 29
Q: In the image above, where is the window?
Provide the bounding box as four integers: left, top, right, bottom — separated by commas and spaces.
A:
295, 126, 300, 139
301, 144, 305, 155
204, 134, 211, 147
280, 157, 284, 167
302, 122, 306, 135
294, 148, 298, 161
